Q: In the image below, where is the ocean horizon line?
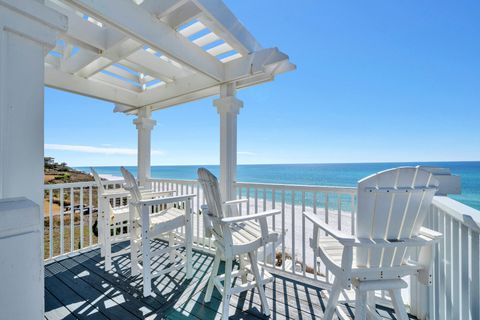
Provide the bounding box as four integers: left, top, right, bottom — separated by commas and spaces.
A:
76, 160, 480, 168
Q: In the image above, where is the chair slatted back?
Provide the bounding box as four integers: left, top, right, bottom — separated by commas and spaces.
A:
197, 168, 225, 242
91, 168, 105, 194
356, 167, 439, 268
121, 167, 142, 204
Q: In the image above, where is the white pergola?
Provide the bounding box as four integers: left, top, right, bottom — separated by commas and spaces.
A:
0, 0, 294, 208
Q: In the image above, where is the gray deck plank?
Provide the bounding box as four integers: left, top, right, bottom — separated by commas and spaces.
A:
45, 240, 415, 320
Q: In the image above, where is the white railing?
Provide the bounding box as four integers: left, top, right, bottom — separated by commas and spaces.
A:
413, 196, 480, 320
43, 178, 480, 320
43, 180, 125, 259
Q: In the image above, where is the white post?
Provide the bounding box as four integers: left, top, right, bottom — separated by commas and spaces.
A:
213, 83, 243, 206
133, 106, 156, 186
0, 1, 66, 208
0, 2, 66, 319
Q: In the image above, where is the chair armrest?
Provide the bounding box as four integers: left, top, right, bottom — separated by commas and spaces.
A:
221, 209, 280, 224
223, 199, 248, 206
140, 190, 175, 199
352, 236, 436, 248
133, 194, 196, 207
303, 211, 355, 245
418, 227, 443, 240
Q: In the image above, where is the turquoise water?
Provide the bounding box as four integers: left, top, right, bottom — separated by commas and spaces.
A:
77, 161, 480, 210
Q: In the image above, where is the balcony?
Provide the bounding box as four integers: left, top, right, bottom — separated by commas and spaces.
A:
42, 178, 480, 319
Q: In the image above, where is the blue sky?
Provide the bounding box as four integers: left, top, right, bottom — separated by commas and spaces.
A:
45, 0, 480, 167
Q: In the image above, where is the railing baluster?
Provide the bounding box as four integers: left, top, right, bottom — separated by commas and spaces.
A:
301, 191, 306, 276
291, 191, 296, 274
313, 192, 318, 281
70, 187, 74, 252
460, 224, 469, 320
337, 194, 341, 231
60, 188, 64, 255
281, 189, 286, 272
49, 190, 53, 258
80, 187, 84, 249
272, 189, 276, 269
89, 186, 93, 247
471, 231, 480, 320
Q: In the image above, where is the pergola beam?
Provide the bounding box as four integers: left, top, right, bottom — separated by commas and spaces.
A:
136, 48, 292, 109
45, 65, 139, 106
61, 0, 225, 81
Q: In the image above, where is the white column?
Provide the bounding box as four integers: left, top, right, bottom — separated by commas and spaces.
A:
0, 2, 66, 207
133, 106, 156, 186
0, 2, 66, 319
214, 83, 243, 205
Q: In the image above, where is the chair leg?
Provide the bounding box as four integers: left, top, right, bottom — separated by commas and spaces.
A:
324, 278, 342, 320
389, 289, 409, 320
366, 291, 381, 320
105, 227, 112, 271
99, 201, 105, 258
185, 217, 193, 279
355, 288, 367, 320
205, 252, 221, 303
222, 258, 233, 320
168, 232, 175, 263
142, 231, 152, 297
249, 251, 271, 316
130, 230, 140, 276
239, 254, 247, 284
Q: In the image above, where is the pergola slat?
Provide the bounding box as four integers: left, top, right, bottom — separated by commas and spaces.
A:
61, 0, 225, 81
42, 0, 294, 111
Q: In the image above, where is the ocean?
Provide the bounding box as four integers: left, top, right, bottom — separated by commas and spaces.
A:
77, 161, 480, 211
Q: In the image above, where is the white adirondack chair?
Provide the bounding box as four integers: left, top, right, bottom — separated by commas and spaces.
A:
197, 168, 281, 319
304, 167, 442, 320
92, 168, 174, 271
121, 167, 194, 297
91, 168, 130, 270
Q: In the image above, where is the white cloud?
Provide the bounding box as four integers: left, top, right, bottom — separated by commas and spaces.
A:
45, 144, 163, 156
238, 151, 256, 156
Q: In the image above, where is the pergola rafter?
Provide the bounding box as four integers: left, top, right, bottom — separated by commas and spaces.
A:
41, 0, 294, 112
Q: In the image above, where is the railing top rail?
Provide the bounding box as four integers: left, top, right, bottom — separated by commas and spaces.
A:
432, 196, 480, 233
149, 178, 358, 194
148, 178, 198, 184
235, 181, 358, 194
43, 179, 124, 190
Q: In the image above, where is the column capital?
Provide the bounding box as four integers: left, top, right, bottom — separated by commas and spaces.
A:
133, 116, 156, 130
213, 96, 243, 115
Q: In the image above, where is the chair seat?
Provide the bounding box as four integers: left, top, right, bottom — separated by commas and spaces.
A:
148, 207, 186, 234
318, 237, 353, 266
109, 206, 130, 224
227, 220, 278, 256
316, 236, 421, 279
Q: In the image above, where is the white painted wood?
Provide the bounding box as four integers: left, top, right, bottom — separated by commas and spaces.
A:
134, 107, 156, 186
198, 168, 280, 319
0, 198, 43, 320
61, 0, 224, 81
214, 83, 242, 207
0, 1, 66, 208
121, 167, 194, 296
305, 167, 442, 320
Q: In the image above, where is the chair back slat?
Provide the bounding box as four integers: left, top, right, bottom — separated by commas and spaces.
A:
197, 168, 225, 242
91, 168, 106, 194
121, 167, 142, 203
356, 167, 438, 268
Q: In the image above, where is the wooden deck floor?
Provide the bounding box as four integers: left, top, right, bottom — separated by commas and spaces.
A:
44, 240, 414, 319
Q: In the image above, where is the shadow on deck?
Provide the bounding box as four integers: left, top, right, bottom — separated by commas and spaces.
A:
44, 240, 414, 319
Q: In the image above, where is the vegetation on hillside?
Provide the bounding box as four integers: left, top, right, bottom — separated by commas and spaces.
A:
44, 157, 94, 184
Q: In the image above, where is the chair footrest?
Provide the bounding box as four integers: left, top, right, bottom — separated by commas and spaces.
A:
354, 278, 408, 291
